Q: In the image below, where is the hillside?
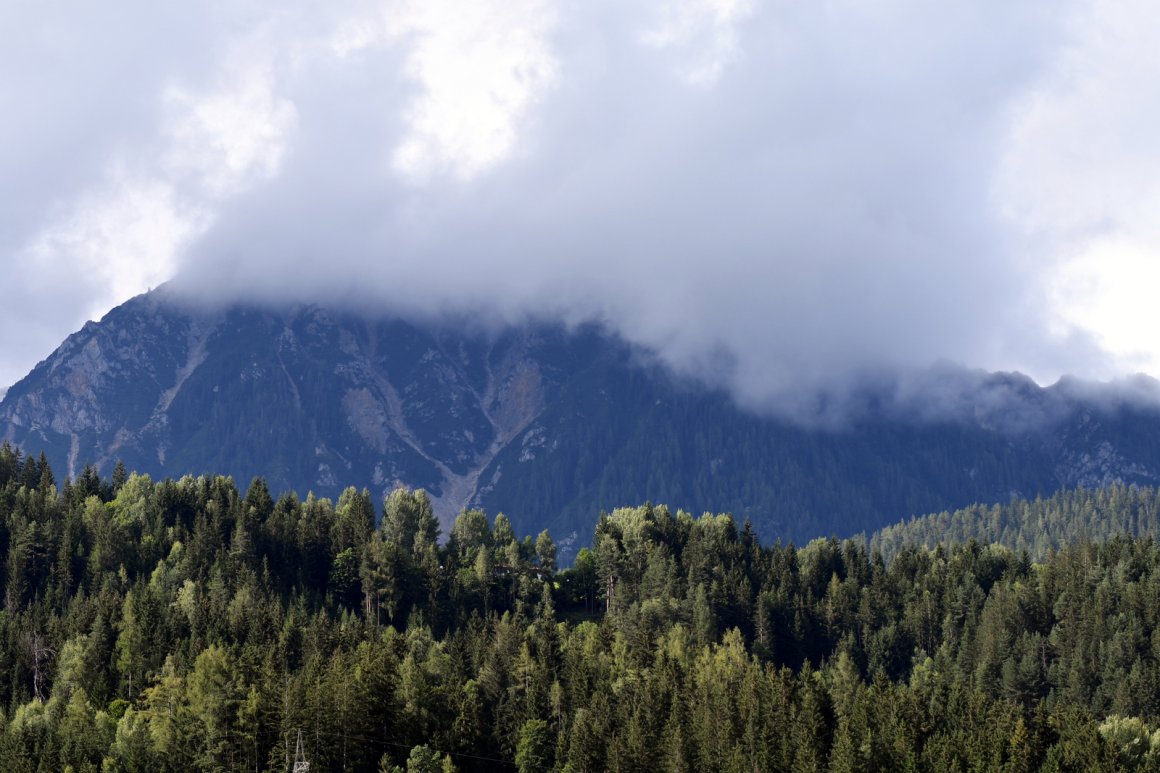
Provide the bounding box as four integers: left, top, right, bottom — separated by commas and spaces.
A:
1, 454, 1159, 770
869, 483, 1160, 562
5, 288, 1160, 559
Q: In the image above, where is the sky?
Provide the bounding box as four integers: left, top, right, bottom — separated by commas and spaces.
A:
3, 0, 1160, 414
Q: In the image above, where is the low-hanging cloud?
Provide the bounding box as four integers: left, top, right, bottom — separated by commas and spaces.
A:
4, 0, 1159, 420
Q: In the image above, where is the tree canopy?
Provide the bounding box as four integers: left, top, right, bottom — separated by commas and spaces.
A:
0, 442, 1156, 771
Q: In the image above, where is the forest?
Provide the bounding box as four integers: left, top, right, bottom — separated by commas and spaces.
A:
3, 441, 1160, 771
869, 484, 1160, 562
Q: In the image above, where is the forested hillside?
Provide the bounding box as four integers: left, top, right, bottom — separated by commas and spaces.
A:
4, 444, 1160, 770
870, 484, 1160, 563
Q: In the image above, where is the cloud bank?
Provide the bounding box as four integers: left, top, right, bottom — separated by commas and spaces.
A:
4, 0, 1160, 419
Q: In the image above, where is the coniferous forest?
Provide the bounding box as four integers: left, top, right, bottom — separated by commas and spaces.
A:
6, 442, 1160, 770
869, 484, 1160, 563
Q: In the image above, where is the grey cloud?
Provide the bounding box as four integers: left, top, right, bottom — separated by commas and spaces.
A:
176, 0, 1088, 418
1, 0, 1139, 421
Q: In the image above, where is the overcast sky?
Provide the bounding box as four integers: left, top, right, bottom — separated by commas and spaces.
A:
3, 0, 1160, 412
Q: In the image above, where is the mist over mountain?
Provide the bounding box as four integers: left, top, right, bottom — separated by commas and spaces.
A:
4, 288, 1160, 562
7, 0, 1159, 402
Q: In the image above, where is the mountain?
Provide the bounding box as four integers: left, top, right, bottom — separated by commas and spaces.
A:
4, 287, 1160, 561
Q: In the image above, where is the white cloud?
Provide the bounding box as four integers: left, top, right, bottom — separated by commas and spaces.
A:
163, 49, 298, 197
23, 174, 208, 315
386, 0, 560, 181
1050, 239, 1160, 376
643, 0, 757, 85
997, 0, 1160, 379
998, 0, 1160, 234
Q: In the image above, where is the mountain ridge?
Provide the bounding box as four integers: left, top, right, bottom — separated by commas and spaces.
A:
5, 288, 1160, 561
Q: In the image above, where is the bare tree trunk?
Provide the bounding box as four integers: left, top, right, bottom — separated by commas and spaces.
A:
23, 631, 55, 703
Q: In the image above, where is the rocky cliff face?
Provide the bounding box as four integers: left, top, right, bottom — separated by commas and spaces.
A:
0, 289, 587, 529
5, 288, 1160, 560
